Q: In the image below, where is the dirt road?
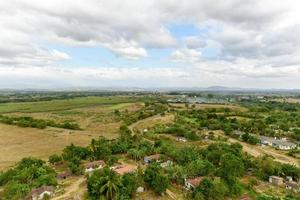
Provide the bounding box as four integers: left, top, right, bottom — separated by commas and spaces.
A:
227, 137, 299, 167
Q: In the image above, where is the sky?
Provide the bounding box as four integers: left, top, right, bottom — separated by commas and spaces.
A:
1, 0, 300, 89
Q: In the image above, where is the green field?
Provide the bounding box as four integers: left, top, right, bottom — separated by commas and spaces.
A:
0, 96, 137, 113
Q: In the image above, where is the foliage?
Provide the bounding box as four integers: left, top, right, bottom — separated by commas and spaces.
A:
87, 167, 121, 200
144, 163, 169, 195
0, 157, 57, 200
48, 154, 62, 165
0, 115, 81, 130
193, 178, 228, 200
119, 173, 138, 199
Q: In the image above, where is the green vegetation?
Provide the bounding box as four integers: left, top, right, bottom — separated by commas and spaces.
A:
87, 167, 139, 200
144, 163, 169, 195
0, 115, 80, 130
0, 158, 57, 200
1, 92, 300, 200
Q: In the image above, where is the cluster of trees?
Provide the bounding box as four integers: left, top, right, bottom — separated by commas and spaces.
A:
291, 128, 300, 141
172, 103, 300, 141
87, 167, 139, 200
0, 158, 57, 200
48, 125, 155, 175
0, 115, 80, 130
153, 139, 300, 199
119, 103, 168, 125
241, 133, 260, 145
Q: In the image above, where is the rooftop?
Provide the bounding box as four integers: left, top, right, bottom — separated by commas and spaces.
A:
84, 160, 105, 169
186, 177, 204, 187
113, 164, 137, 175
260, 136, 297, 147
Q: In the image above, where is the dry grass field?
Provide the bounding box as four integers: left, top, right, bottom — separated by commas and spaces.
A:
0, 97, 144, 170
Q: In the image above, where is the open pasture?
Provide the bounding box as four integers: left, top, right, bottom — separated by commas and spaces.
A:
0, 96, 138, 113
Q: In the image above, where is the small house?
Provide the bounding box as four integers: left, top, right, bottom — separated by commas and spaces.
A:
273, 140, 297, 150
112, 164, 137, 175
25, 186, 54, 200
84, 160, 105, 173
269, 176, 284, 186
144, 154, 161, 164
260, 136, 298, 150
185, 177, 204, 190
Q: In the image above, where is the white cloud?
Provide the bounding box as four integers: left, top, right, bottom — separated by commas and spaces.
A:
171, 48, 202, 63
1, 0, 300, 88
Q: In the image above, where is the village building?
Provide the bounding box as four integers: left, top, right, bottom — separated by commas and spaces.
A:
25, 185, 54, 200
144, 154, 161, 164
112, 164, 137, 175
84, 160, 105, 173
185, 177, 204, 190
269, 176, 284, 186
260, 136, 297, 150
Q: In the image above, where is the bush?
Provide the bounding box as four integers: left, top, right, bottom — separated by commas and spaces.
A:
48, 154, 62, 165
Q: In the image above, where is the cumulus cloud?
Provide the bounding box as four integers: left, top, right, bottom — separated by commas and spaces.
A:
171, 48, 202, 63
1, 0, 300, 88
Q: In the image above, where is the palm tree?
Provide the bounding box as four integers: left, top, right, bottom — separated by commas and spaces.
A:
99, 167, 121, 200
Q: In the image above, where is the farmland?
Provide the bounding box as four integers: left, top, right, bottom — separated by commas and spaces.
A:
1, 92, 300, 200
0, 95, 145, 170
